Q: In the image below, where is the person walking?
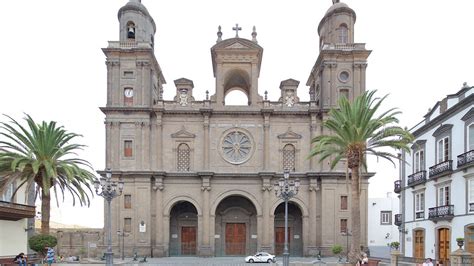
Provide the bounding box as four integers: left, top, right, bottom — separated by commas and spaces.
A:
46, 247, 55, 266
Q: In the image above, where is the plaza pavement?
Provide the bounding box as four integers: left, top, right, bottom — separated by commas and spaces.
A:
54, 256, 343, 265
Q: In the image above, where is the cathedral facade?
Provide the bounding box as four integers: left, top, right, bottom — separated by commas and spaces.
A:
101, 0, 371, 257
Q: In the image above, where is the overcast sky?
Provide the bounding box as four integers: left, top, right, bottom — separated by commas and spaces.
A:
1, 0, 473, 228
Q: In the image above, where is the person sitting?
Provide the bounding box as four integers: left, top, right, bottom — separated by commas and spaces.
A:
422, 258, 434, 266
13, 252, 26, 266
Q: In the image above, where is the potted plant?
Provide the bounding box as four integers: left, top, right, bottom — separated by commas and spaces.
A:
390, 241, 400, 250
456, 237, 464, 248
332, 244, 343, 262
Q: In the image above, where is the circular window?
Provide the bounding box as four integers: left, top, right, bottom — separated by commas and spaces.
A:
220, 129, 254, 164
339, 71, 350, 83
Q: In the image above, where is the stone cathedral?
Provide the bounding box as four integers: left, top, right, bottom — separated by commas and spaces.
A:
100, 0, 371, 257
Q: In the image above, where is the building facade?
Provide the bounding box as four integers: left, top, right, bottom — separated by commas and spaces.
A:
0, 182, 35, 256
100, 0, 371, 257
397, 84, 474, 264
367, 194, 400, 258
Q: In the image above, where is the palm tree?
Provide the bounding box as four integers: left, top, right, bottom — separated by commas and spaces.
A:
0, 114, 96, 234
308, 90, 413, 263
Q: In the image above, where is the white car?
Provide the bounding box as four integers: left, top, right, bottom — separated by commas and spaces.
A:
245, 252, 276, 263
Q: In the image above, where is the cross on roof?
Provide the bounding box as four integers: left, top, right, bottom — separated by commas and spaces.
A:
232, 23, 242, 38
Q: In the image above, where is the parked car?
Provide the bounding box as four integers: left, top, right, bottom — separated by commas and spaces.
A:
245, 252, 276, 263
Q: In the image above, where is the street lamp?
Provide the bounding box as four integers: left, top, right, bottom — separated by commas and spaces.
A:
274, 169, 300, 266
117, 229, 129, 261
93, 168, 124, 266
342, 231, 352, 262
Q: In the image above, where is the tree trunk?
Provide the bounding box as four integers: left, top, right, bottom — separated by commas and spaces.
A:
349, 166, 361, 264
41, 191, 51, 235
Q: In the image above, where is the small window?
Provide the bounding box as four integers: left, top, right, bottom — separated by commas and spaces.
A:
124, 88, 134, 106
127, 22, 135, 39
415, 192, 425, 219
124, 194, 131, 209
340, 89, 349, 99
283, 144, 296, 172
340, 219, 348, 233
341, 196, 348, 210
124, 218, 132, 233
338, 24, 348, 43
380, 211, 392, 225
469, 123, 474, 151
177, 143, 190, 171
468, 178, 474, 212
438, 185, 450, 206
414, 150, 425, 172
437, 137, 449, 163
123, 71, 134, 78
124, 140, 133, 157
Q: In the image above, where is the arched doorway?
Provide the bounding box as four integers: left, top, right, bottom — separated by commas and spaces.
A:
274, 202, 303, 256
169, 201, 198, 256
214, 196, 258, 256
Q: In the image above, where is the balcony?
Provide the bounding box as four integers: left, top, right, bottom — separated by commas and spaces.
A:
415, 211, 425, 219
394, 180, 401, 193
407, 171, 427, 187
0, 201, 35, 221
457, 150, 474, 169
394, 214, 402, 226
429, 160, 453, 179
428, 205, 454, 222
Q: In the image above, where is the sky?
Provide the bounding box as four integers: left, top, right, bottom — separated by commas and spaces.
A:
1, 0, 473, 228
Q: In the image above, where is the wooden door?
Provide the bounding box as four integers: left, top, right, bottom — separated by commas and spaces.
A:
225, 223, 246, 255
414, 230, 424, 260
438, 228, 450, 265
181, 226, 196, 255
275, 227, 291, 255
466, 226, 474, 266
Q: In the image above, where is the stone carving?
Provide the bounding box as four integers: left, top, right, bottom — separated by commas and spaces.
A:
284, 91, 296, 107
221, 130, 253, 164
178, 88, 188, 106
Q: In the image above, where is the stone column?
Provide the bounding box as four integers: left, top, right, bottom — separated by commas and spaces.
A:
353, 63, 361, 98
309, 113, 318, 170
307, 176, 318, 256
105, 121, 112, 168
360, 63, 368, 94
263, 114, 271, 170
111, 121, 120, 169
329, 63, 337, 106
260, 173, 273, 252
199, 173, 212, 256
135, 122, 143, 169
155, 114, 163, 170
153, 175, 165, 256
203, 113, 210, 170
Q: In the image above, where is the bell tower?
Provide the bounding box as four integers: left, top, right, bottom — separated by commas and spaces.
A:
210, 25, 263, 106
307, 1, 371, 108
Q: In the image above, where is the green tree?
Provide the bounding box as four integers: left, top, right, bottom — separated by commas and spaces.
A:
0, 114, 96, 234
28, 234, 57, 256
308, 90, 413, 263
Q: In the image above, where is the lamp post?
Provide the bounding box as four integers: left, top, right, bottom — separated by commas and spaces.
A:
117, 229, 129, 261
342, 231, 352, 262
274, 169, 300, 266
93, 168, 124, 266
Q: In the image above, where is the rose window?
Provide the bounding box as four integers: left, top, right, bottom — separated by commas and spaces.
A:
221, 130, 253, 164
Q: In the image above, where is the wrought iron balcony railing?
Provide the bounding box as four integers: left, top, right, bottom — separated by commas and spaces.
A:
428, 205, 454, 221
415, 211, 424, 219
407, 171, 426, 187
394, 180, 401, 193
394, 214, 402, 226
457, 150, 474, 169
429, 160, 453, 178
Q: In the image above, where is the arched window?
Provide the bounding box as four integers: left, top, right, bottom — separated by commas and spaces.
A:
224, 89, 249, 106
283, 144, 296, 172
127, 22, 136, 39
177, 143, 190, 171
338, 24, 348, 43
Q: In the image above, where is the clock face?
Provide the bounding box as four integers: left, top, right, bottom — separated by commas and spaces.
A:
124, 88, 134, 98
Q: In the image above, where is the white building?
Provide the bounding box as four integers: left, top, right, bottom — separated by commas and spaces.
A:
399, 83, 474, 265
367, 194, 400, 258
0, 182, 35, 256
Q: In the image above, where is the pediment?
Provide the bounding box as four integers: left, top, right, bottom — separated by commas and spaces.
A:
280, 79, 300, 87
171, 127, 195, 138
277, 128, 302, 139
212, 38, 263, 51
432, 124, 453, 137
174, 78, 194, 87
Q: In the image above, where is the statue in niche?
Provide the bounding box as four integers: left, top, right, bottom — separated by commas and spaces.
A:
284, 90, 296, 107
178, 88, 188, 106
